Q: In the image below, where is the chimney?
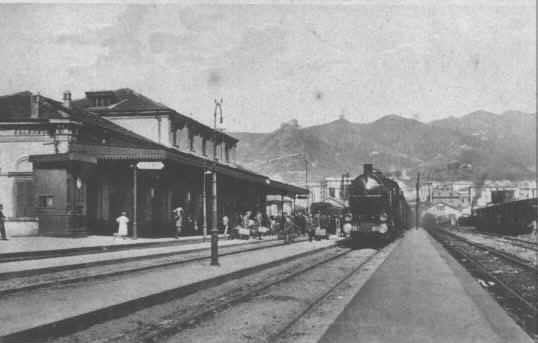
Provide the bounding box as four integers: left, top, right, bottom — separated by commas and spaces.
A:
363, 163, 373, 174
30, 93, 40, 119
63, 91, 72, 108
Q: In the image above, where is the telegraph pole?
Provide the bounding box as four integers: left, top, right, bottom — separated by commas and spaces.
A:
304, 154, 309, 210
415, 172, 420, 229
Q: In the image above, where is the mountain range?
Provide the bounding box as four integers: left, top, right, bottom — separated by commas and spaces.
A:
231, 111, 536, 185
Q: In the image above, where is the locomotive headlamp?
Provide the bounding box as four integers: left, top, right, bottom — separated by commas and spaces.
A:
379, 212, 388, 222
378, 223, 388, 234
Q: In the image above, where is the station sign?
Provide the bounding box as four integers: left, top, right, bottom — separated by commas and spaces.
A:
137, 161, 165, 170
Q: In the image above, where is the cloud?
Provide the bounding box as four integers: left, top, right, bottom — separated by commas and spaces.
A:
148, 32, 183, 54
0, 3, 535, 132
378, 42, 418, 56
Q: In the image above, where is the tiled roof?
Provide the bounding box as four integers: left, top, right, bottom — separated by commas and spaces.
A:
73, 88, 238, 143
1, 91, 306, 195
0, 91, 63, 121
74, 88, 170, 112
0, 91, 162, 149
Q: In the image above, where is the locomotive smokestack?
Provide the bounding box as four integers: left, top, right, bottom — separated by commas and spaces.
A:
364, 164, 373, 174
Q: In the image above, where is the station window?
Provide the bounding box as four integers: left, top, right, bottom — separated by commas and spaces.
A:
189, 132, 194, 152
202, 138, 207, 156
14, 177, 34, 217
172, 129, 180, 147
225, 143, 231, 163
38, 195, 54, 208
329, 187, 335, 198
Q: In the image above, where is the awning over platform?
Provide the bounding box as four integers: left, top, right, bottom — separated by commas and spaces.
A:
29, 143, 308, 197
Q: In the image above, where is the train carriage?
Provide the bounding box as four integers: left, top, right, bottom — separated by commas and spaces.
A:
472, 197, 537, 235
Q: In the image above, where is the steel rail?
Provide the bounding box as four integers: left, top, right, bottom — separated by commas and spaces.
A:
429, 229, 537, 315
98, 246, 358, 343
500, 236, 538, 252
1, 243, 343, 343
268, 247, 383, 343
0, 239, 309, 296
0, 237, 228, 263
438, 229, 537, 271
448, 227, 538, 253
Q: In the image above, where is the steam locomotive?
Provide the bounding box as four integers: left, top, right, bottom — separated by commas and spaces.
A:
347, 164, 411, 245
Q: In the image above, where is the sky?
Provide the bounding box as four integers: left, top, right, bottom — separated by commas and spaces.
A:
0, 1, 535, 132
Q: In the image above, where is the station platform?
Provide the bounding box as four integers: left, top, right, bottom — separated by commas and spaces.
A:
319, 228, 533, 343
0, 239, 335, 341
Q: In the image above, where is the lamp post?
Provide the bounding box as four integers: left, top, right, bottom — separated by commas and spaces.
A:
210, 98, 223, 266
202, 170, 212, 242
132, 164, 138, 240
210, 169, 218, 266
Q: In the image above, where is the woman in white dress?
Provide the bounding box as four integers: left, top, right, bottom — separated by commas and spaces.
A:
116, 211, 129, 239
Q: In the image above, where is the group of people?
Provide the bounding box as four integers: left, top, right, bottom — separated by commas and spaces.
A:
112, 206, 353, 242
227, 210, 271, 240
0, 201, 351, 243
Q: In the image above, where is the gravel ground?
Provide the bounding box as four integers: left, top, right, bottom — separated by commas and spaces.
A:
160, 248, 379, 343
46, 242, 348, 343
442, 226, 537, 265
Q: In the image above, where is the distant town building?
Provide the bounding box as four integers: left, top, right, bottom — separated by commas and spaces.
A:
417, 180, 537, 220
306, 175, 353, 208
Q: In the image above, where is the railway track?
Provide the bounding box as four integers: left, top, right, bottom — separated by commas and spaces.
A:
1, 239, 347, 343
428, 228, 537, 337
33, 243, 358, 343
448, 226, 538, 253
501, 236, 538, 252
43, 241, 389, 343
266, 247, 380, 343
0, 237, 225, 263
0, 238, 303, 296
439, 228, 536, 270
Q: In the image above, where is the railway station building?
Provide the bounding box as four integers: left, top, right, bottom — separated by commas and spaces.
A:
0, 90, 307, 237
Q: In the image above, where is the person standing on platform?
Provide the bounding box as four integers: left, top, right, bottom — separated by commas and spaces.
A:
0, 204, 7, 240
172, 206, 184, 238
222, 215, 230, 238
310, 211, 320, 242
319, 211, 329, 240
283, 215, 296, 244
255, 211, 266, 239
115, 211, 129, 239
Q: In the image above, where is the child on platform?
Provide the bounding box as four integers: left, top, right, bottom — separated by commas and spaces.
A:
116, 211, 129, 239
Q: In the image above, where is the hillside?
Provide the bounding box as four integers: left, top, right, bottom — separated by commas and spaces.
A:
232, 111, 536, 185
430, 110, 536, 171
